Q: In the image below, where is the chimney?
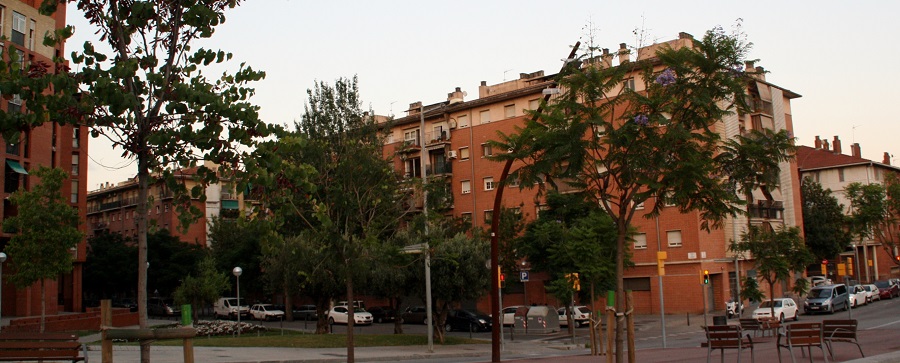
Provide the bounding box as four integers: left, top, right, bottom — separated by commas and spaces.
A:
600, 48, 613, 68
885, 152, 893, 165
814, 136, 822, 149
823, 139, 830, 151
447, 87, 465, 105
832, 136, 842, 154
618, 43, 630, 63
851, 143, 861, 158
679, 32, 694, 40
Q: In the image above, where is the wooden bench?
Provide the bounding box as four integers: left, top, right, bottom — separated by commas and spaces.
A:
705, 325, 754, 363
777, 322, 828, 363
740, 318, 764, 337
0, 332, 86, 362
822, 319, 864, 359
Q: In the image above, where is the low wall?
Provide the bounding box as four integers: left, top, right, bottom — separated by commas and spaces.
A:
5, 307, 138, 332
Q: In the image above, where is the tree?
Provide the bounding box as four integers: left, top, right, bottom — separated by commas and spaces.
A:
146, 230, 206, 298
2, 167, 83, 332
174, 255, 230, 321
877, 173, 900, 264
369, 223, 422, 334
801, 178, 851, 261
209, 217, 266, 299
493, 27, 764, 361
730, 226, 813, 319
845, 181, 888, 282
38, 2, 276, 361
259, 230, 303, 321
83, 232, 138, 300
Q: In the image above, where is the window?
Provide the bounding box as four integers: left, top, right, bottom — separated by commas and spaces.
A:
667, 230, 682, 248
484, 177, 495, 191
458, 114, 469, 128
164, 204, 169, 212
403, 128, 419, 145
528, 98, 540, 111
459, 147, 470, 160
11, 12, 26, 46
460, 212, 473, 226
28, 19, 35, 50
479, 110, 491, 124
875, 168, 882, 181
0, 7, 5, 36
633, 233, 647, 249
156, 206, 160, 214
484, 210, 493, 225
504, 104, 515, 118
73, 127, 81, 148
481, 143, 493, 157
624, 277, 651, 291
838, 169, 844, 182
461, 180, 471, 194
508, 176, 519, 187
385, 132, 394, 144
634, 200, 645, 210
623, 78, 635, 91
70, 180, 78, 203
7, 94, 22, 114
71, 154, 79, 176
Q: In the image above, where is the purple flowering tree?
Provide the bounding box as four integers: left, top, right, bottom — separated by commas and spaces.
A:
492, 27, 783, 362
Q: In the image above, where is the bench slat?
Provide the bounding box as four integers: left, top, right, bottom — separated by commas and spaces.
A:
0, 333, 84, 362
0, 333, 78, 341
0, 341, 81, 349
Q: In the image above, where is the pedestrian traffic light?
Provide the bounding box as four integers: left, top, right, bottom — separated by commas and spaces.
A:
703, 270, 710, 284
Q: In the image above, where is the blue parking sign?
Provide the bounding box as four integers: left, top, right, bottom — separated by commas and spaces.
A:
520, 271, 529, 282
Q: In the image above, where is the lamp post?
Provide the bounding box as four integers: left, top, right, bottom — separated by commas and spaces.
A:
0, 252, 6, 332
233, 267, 242, 337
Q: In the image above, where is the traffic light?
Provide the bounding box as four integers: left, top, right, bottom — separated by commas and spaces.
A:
896, 255, 900, 263
703, 270, 710, 284
500, 273, 506, 288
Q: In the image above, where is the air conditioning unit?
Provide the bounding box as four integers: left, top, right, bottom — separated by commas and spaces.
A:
448, 150, 458, 159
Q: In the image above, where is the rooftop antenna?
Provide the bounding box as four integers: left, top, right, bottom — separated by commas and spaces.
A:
503, 69, 513, 81
389, 101, 397, 117
852, 125, 860, 143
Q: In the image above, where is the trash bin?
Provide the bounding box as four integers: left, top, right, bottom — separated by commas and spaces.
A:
713, 315, 727, 326
525, 305, 560, 333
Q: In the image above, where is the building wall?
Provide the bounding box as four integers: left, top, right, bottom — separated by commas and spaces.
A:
0, 0, 85, 316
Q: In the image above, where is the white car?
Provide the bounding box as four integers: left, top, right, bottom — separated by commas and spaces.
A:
849, 285, 868, 307
863, 284, 880, 303
558, 306, 592, 327
751, 298, 799, 322
327, 305, 373, 325
250, 304, 285, 321
499, 306, 525, 326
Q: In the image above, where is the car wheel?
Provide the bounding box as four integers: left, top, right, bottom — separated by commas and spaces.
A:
329, 317, 335, 325
793, 311, 799, 321
575, 320, 582, 328
469, 323, 477, 333
779, 313, 785, 323
445, 323, 452, 332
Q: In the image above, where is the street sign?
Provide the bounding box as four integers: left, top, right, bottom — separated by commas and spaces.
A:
520, 270, 530, 282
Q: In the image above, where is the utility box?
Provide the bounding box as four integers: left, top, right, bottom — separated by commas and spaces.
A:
525, 305, 559, 334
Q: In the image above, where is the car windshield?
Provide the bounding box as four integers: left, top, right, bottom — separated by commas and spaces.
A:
864, 286, 874, 291
875, 281, 891, 288
759, 300, 783, 308
579, 307, 592, 313
808, 289, 831, 298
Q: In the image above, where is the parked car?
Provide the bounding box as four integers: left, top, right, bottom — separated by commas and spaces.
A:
805, 284, 849, 314
368, 306, 396, 323
113, 298, 138, 312
214, 297, 249, 320
874, 280, 900, 299
444, 309, 492, 332
863, 284, 881, 303
849, 285, 868, 307
250, 304, 285, 321
751, 298, 799, 322
401, 306, 430, 325
294, 304, 318, 321
558, 306, 592, 328
327, 305, 373, 325
809, 276, 833, 287
148, 297, 181, 317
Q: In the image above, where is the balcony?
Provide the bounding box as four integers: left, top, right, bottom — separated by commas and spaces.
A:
425, 130, 450, 148
426, 161, 452, 176
748, 200, 783, 220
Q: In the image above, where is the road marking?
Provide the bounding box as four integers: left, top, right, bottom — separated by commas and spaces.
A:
866, 320, 900, 330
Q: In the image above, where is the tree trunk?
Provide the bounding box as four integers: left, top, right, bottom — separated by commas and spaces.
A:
137, 153, 151, 363
40, 279, 46, 333
284, 285, 294, 322
346, 261, 355, 363
615, 222, 628, 363
393, 297, 403, 334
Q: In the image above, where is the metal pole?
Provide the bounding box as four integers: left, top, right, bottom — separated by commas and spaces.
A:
0, 253, 4, 332
236, 277, 241, 337
419, 104, 433, 353
655, 215, 666, 348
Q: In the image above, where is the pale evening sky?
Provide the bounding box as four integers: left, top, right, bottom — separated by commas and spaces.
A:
68, 0, 900, 190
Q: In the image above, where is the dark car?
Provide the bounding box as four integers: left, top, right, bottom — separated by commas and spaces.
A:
113, 298, 138, 312
444, 309, 492, 332
402, 306, 429, 325
368, 306, 396, 323
294, 304, 318, 321
148, 297, 181, 316
875, 280, 900, 299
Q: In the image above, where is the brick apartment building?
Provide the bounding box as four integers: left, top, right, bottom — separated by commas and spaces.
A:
0, 0, 88, 316
86, 162, 259, 248
384, 33, 804, 314
797, 137, 900, 282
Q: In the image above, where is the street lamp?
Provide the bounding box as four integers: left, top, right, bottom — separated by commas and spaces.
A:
232, 267, 242, 337
0, 252, 6, 332
401, 243, 433, 353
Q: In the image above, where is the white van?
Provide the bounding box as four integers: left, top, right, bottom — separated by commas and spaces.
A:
215, 297, 249, 320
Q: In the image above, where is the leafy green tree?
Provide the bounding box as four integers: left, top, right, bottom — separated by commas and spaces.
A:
730, 226, 813, 319
174, 255, 230, 321
801, 178, 851, 261
36, 2, 276, 360
845, 181, 888, 281
289, 231, 343, 334
83, 232, 138, 300
2, 167, 83, 332
876, 173, 900, 263
493, 28, 763, 360
259, 230, 303, 321
147, 230, 205, 298
209, 217, 266, 299
369, 222, 421, 334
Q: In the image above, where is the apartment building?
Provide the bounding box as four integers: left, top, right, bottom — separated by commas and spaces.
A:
0, 0, 88, 315
797, 137, 900, 282
86, 162, 257, 248
384, 33, 804, 314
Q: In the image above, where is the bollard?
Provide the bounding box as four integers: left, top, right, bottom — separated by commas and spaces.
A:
686, 312, 690, 326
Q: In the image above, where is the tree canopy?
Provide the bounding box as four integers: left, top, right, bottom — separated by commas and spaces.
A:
801, 178, 851, 261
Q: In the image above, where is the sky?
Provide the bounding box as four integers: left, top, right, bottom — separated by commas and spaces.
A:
69, 0, 900, 190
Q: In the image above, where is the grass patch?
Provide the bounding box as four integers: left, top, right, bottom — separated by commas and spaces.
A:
153, 331, 486, 348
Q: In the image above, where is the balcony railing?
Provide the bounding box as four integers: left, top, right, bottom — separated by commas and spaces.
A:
424, 130, 450, 145
748, 200, 783, 220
